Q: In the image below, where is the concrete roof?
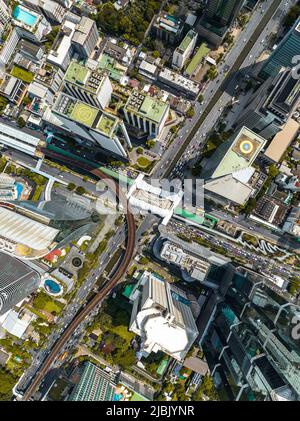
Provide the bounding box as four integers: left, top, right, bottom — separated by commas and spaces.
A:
203, 127, 267, 180
264, 118, 299, 163
205, 174, 254, 205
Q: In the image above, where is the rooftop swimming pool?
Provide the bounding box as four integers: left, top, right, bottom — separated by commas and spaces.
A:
13, 6, 37, 27
44, 279, 62, 295
15, 183, 23, 200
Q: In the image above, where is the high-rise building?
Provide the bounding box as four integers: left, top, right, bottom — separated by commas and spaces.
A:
42, 0, 65, 23
202, 268, 300, 401
0, 252, 40, 315
0, 0, 10, 35
69, 362, 117, 401
198, 0, 244, 46
151, 12, 183, 45
47, 17, 77, 70
44, 91, 132, 157
201, 127, 267, 206
12, 4, 52, 43
235, 67, 300, 140
129, 271, 199, 361
123, 90, 170, 138
172, 29, 197, 70
71, 16, 99, 59
205, 0, 244, 27
63, 61, 113, 110
260, 18, 300, 80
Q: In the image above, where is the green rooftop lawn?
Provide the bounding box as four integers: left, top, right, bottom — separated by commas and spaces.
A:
65, 62, 89, 84
32, 291, 65, 315
186, 43, 210, 76
97, 114, 116, 135
137, 156, 151, 168
139, 96, 168, 123
70, 102, 98, 127
10, 65, 34, 83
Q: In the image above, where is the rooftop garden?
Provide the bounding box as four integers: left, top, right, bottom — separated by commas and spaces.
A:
10, 65, 34, 83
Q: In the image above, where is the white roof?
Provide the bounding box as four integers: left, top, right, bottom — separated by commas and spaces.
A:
28, 81, 49, 99
0, 207, 59, 250
2, 310, 30, 338
48, 19, 76, 66
205, 174, 253, 205
139, 60, 157, 74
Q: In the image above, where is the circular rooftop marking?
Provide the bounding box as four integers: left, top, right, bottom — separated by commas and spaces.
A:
240, 140, 254, 154
72, 257, 82, 268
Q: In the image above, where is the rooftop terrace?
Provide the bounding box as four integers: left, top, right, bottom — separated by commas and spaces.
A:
54, 93, 118, 136
126, 91, 169, 123
185, 43, 210, 76
64, 61, 89, 85
178, 30, 197, 53
64, 61, 107, 93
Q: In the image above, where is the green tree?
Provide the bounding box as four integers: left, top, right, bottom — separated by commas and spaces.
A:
67, 182, 76, 191
113, 348, 135, 369
17, 117, 26, 128
186, 107, 195, 118
0, 368, 17, 400
76, 186, 86, 195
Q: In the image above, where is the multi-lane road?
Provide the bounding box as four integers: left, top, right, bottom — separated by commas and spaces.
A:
150, 0, 296, 180
16, 0, 298, 400
20, 166, 137, 401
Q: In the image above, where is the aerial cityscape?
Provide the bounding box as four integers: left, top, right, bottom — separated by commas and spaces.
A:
0, 0, 299, 407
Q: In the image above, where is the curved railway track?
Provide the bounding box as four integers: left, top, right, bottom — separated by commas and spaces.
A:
21, 156, 136, 401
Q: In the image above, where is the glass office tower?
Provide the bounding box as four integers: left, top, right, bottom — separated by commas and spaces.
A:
202, 269, 300, 401
260, 18, 300, 79
205, 0, 244, 27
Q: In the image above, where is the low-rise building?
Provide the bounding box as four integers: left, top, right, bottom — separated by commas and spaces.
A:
0, 121, 45, 157
264, 118, 299, 163
160, 240, 211, 282
158, 67, 200, 99
0, 252, 40, 315
283, 206, 300, 239
0, 73, 27, 106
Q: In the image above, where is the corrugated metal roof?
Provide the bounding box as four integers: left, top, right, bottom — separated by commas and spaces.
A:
0, 207, 59, 250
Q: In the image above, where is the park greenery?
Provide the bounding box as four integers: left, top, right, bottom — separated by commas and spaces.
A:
32, 291, 65, 316
95, 0, 161, 45
0, 368, 17, 400
0, 95, 8, 115
84, 293, 136, 369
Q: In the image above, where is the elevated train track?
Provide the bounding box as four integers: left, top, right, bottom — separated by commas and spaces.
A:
21, 152, 136, 400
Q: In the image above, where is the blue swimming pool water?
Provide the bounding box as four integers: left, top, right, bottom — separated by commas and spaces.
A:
45, 279, 61, 294
13, 6, 37, 26
15, 183, 23, 199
